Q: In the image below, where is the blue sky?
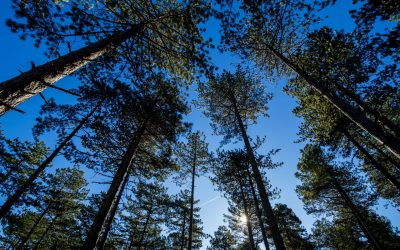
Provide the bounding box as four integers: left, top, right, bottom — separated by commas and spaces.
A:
0, 1, 399, 249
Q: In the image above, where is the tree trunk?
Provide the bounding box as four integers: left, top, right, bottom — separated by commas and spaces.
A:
0, 24, 145, 116
237, 176, 257, 250
342, 127, 400, 191
0, 103, 100, 219
329, 172, 383, 249
137, 206, 153, 248
180, 209, 187, 250
373, 144, 400, 170
232, 98, 286, 250
359, 128, 400, 170
333, 82, 400, 137
82, 122, 147, 249
16, 205, 50, 250
32, 214, 59, 250
188, 141, 197, 250
245, 165, 270, 250
97, 173, 130, 250
265, 44, 400, 160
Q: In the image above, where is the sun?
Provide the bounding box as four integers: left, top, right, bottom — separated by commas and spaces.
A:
239, 213, 248, 224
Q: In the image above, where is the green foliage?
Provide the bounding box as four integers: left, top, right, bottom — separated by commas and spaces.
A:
296, 144, 400, 248
174, 130, 210, 184
0, 167, 88, 249
7, 0, 213, 83
273, 203, 314, 250
196, 66, 271, 144
207, 225, 237, 250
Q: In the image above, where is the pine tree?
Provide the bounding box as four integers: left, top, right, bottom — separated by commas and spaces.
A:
175, 131, 209, 250
1, 0, 212, 115
273, 204, 314, 250
165, 190, 206, 250
1, 167, 87, 249
197, 67, 285, 250
216, 0, 400, 160
207, 225, 237, 250
296, 144, 400, 249
82, 76, 188, 248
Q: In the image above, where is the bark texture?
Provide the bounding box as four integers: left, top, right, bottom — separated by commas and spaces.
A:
0, 25, 143, 116
82, 122, 146, 249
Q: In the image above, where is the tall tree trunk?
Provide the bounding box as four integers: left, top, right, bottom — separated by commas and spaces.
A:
237, 176, 257, 250
329, 172, 383, 249
16, 205, 50, 250
245, 165, 270, 250
97, 173, 130, 250
0, 103, 100, 219
0, 24, 144, 116
82, 122, 147, 249
188, 142, 197, 250
265, 44, 400, 160
137, 206, 153, 248
341, 127, 400, 191
373, 144, 400, 170
333, 83, 400, 137
359, 128, 400, 170
231, 98, 286, 250
32, 214, 59, 250
180, 209, 187, 250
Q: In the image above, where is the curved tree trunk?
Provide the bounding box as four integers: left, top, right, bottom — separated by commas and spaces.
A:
232, 98, 286, 250
97, 173, 130, 250
329, 172, 383, 249
245, 165, 270, 250
0, 103, 100, 219
82, 122, 147, 249
341, 127, 400, 191
265, 44, 400, 160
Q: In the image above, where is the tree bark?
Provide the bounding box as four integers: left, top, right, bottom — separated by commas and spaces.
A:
329, 172, 383, 249
82, 122, 147, 249
237, 176, 257, 250
231, 97, 286, 250
265, 44, 400, 160
0, 103, 100, 219
342, 127, 400, 191
0, 24, 144, 116
245, 165, 270, 250
16, 205, 50, 250
97, 173, 130, 250
188, 141, 197, 250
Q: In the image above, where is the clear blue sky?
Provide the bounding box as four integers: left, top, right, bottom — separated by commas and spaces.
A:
0, 1, 398, 249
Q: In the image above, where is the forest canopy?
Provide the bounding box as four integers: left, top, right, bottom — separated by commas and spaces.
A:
0, 0, 399, 249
